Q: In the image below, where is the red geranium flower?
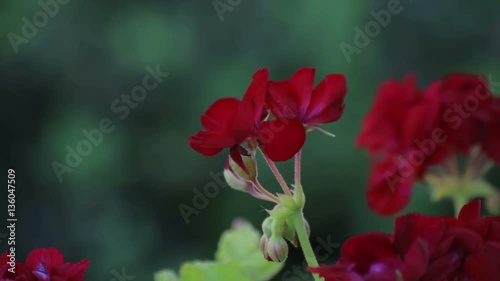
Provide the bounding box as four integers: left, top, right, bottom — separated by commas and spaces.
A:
481, 97, 500, 163
266, 67, 347, 128
438, 73, 493, 153
357, 75, 450, 215
358, 73, 500, 215
188, 68, 306, 162
0, 248, 90, 281
310, 200, 500, 281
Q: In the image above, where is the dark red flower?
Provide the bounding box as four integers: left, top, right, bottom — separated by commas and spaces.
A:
189, 69, 306, 162
481, 97, 500, 163
357, 75, 450, 215
365, 158, 415, 216
310, 200, 500, 281
438, 73, 493, 153
0, 248, 89, 281
423, 200, 500, 281
266, 68, 347, 127
357, 72, 500, 215
0, 254, 35, 281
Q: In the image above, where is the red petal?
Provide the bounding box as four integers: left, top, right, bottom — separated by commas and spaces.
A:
458, 199, 482, 222
188, 133, 224, 156
232, 69, 269, 143
266, 68, 315, 120
341, 232, 399, 273
201, 98, 240, 131
267, 80, 299, 119
357, 75, 421, 155
482, 98, 500, 163
365, 263, 401, 281
395, 214, 445, 254
309, 265, 365, 281
288, 68, 315, 114
26, 248, 64, 271
482, 121, 500, 163
52, 260, 90, 281
258, 119, 305, 162
424, 253, 462, 281
305, 74, 347, 124
464, 246, 500, 281
366, 159, 414, 216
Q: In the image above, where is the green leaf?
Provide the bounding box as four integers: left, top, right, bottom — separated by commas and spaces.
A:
215, 220, 283, 281
179, 261, 252, 281
154, 219, 283, 281
154, 270, 179, 281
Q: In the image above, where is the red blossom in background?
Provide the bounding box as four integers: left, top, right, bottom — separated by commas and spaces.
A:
310, 200, 500, 281
481, 97, 500, 163
357, 73, 500, 215
357, 75, 450, 215
0, 248, 89, 281
438, 73, 494, 153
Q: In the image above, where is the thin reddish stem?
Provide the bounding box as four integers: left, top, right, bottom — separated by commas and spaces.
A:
261, 151, 292, 196
252, 179, 280, 203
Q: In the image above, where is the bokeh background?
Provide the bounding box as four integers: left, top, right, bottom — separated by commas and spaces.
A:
2, 1, 500, 280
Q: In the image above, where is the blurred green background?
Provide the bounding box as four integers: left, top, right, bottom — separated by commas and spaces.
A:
1, 0, 500, 280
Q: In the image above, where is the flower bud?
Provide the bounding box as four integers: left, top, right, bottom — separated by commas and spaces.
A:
283, 219, 310, 247
266, 236, 289, 263
228, 146, 256, 181
282, 221, 297, 247
262, 217, 274, 238
259, 235, 271, 261
224, 162, 252, 192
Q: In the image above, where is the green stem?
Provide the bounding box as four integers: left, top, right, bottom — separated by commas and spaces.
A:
292, 211, 323, 281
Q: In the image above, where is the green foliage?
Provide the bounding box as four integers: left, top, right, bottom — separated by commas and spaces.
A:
155, 220, 283, 281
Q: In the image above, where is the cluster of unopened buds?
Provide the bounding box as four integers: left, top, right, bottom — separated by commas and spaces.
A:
189, 68, 500, 281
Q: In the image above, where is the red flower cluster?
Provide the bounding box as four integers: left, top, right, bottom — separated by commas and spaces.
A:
189, 68, 347, 162
357, 73, 500, 215
310, 200, 500, 281
0, 248, 89, 281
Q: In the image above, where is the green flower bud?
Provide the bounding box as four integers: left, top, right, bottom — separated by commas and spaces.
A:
282, 218, 310, 248
261, 217, 274, 238
228, 146, 256, 181
259, 235, 271, 261
282, 220, 297, 247
266, 235, 288, 263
